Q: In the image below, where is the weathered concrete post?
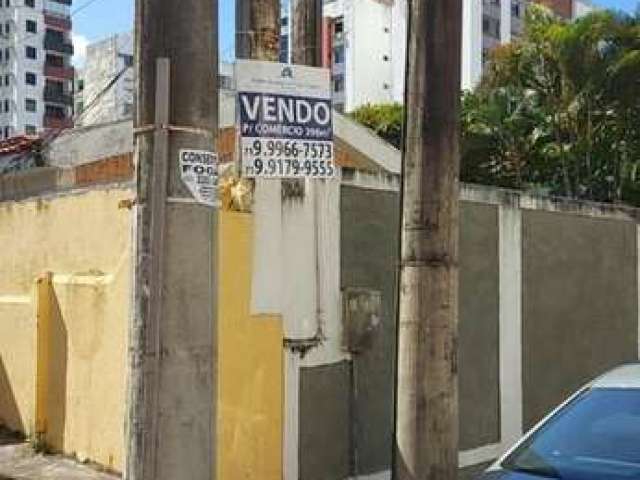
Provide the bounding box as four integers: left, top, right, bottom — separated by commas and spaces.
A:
236, 0, 281, 61
292, 0, 322, 67
126, 1, 218, 479
394, 0, 463, 479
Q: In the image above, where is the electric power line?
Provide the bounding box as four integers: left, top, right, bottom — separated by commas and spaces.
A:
41, 64, 131, 148
6, 63, 131, 164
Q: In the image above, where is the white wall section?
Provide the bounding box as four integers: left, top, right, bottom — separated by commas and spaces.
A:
498, 205, 523, 450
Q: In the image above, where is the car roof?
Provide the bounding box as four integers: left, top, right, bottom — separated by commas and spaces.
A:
590, 363, 640, 389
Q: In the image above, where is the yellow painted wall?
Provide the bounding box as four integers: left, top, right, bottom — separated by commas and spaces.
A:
0, 192, 285, 477
0, 188, 132, 471
217, 211, 284, 480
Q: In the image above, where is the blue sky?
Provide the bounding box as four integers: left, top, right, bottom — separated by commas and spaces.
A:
72, 0, 637, 65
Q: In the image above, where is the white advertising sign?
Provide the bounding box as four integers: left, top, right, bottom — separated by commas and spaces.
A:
179, 149, 219, 206
236, 60, 335, 179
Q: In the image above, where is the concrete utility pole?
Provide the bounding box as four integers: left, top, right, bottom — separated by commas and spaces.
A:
126, 1, 218, 480
236, 0, 281, 61
394, 0, 462, 479
292, 0, 322, 66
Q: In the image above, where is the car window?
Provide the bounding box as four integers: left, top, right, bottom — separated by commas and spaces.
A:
503, 389, 640, 479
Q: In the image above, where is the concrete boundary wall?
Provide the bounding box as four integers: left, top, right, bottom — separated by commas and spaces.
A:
332, 180, 640, 480
0, 188, 134, 471
0, 155, 134, 204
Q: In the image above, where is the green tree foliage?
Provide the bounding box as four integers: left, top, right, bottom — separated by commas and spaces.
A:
350, 103, 403, 149
351, 6, 640, 206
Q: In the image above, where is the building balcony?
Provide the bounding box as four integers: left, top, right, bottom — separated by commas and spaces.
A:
44, 64, 74, 80
44, 88, 73, 106
43, 114, 73, 129
44, 35, 74, 55
44, 0, 71, 17
44, 12, 72, 31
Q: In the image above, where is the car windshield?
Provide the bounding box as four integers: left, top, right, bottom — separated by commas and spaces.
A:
502, 388, 640, 479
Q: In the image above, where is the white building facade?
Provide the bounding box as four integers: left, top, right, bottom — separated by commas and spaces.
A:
322, 0, 594, 112
75, 32, 133, 127
0, 0, 74, 139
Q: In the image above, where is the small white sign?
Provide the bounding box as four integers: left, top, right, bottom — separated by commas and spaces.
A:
179, 149, 218, 206
236, 60, 335, 179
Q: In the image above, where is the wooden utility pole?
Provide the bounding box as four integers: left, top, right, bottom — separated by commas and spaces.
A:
126, 1, 218, 480
394, 0, 462, 479
292, 0, 322, 66
236, 0, 281, 61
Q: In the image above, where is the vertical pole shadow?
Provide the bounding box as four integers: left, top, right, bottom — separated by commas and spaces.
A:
46, 287, 68, 454
0, 356, 23, 436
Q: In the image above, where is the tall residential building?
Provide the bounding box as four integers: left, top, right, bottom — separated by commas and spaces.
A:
75, 32, 133, 127
0, 0, 74, 140
321, 0, 594, 112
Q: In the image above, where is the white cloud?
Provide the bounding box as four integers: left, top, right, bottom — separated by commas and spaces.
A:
72, 33, 90, 68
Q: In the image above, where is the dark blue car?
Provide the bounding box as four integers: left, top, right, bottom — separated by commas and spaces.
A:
479, 364, 640, 479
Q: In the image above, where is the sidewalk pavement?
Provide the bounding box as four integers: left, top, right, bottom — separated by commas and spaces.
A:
0, 433, 119, 480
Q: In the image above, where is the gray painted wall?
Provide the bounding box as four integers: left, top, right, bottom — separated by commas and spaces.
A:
458, 202, 501, 449
522, 211, 639, 429
299, 362, 351, 480
340, 186, 399, 476
299, 183, 640, 479
299, 187, 506, 479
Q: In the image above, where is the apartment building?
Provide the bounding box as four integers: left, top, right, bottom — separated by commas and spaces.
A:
75, 31, 236, 129
320, 0, 594, 112
0, 0, 74, 140
75, 32, 133, 127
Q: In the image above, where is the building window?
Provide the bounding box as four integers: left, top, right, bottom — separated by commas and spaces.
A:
5, 75, 9, 86
25, 0, 34, 7
25, 46, 36, 59
25, 98, 36, 112
4, 99, 9, 112
122, 53, 133, 67
4, 0, 9, 7
25, 125, 36, 135
77, 78, 84, 92
334, 19, 343, 34
5, 48, 9, 61
75, 101, 84, 114
511, 1, 521, 18
4, 22, 10, 35
333, 74, 344, 93
333, 45, 345, 64
483, 15, 501, 39
25, 72, 36, 85
4, 127, 10, 139
26, 20, 36, 34
279, 35, 289, 63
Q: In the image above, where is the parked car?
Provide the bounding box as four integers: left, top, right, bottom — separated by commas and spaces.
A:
479, 363, 640, 479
